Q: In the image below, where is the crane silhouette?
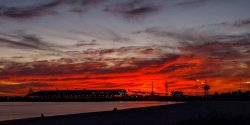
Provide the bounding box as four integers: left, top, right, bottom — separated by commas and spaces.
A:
191, 79, 210, 96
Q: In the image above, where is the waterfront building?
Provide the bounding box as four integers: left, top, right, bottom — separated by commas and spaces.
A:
26, 89, 127, 99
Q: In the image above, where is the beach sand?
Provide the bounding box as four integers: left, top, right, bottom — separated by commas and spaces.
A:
1, 101, 250, 125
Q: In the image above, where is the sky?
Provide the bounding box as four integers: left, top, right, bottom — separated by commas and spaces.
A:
0, 0, 250, 96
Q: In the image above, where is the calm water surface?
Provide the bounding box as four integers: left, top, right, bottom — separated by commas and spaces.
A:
0, 101, 178, 121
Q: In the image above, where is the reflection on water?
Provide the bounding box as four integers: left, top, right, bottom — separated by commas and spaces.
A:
0, 101, 178, 121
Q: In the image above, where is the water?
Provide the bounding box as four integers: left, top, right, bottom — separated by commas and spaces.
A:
0, 101, 178, 121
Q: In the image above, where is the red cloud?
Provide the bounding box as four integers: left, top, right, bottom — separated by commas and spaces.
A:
1, 42, 250, 96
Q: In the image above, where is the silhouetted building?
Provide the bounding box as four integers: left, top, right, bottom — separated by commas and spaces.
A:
171, 91, 184, 97
26, 89, 127, 99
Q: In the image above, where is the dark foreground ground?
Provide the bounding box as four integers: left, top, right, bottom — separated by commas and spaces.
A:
1, 101, 250, 125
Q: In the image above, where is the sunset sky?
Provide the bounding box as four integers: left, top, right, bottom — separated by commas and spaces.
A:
0, 0, 250, 96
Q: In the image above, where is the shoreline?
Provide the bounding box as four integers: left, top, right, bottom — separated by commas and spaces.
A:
0, 101, 178, 121
1, 101, 250, 125
0, 102, 181, 122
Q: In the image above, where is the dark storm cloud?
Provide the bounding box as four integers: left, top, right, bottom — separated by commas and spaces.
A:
0, 34, 63, 52
104, 0, 160, 20
0, 0, 61, 18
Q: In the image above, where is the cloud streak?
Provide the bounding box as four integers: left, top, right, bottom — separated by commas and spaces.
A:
0, 0, 105, 19
0, 0, 61, 19
104, 0, 160, 20
0, 33, 64, 52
